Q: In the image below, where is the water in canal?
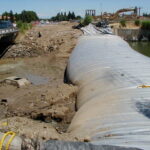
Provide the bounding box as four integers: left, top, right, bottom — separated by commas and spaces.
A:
129, 42, 150, 57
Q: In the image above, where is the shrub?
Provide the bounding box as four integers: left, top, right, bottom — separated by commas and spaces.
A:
120, 19, 126, 27
80, 19, 84, 25
83, 15, 93, 26
135, 20, 140, 26
141, 21, 150, 30
17, 21, 32, 33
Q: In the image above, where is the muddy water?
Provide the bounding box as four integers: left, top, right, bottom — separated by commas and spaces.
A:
24, 74, 49, 85
129, 42, 150, 57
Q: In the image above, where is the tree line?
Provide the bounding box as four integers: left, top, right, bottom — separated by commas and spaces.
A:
1, 10, 39, 23
143, 13, 150, 17
1, 10, 81, 23
51, 11, 82, 21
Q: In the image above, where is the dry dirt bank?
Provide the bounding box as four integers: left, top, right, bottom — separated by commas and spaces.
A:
110, 21, 140, 29
0, 22, 83, 141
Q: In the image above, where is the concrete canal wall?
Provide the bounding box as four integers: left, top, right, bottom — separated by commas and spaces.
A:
113, 28, 150, 41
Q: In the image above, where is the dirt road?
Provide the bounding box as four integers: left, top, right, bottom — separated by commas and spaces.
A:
0, 22, 82, 141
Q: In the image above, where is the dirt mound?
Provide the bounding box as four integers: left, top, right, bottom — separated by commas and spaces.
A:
0, 117, 60, 141
4, 22, 82, 58
5, 84, 77, 133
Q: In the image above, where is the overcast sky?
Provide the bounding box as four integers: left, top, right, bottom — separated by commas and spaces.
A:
0, 0, 149, 18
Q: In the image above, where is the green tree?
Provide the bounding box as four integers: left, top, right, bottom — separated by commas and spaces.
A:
2, 11, 9, 20
71, 12, 76, 20
76, 15, 82, 20
14, 13, 20, 21
64, 12, 67, 21
135, 20, 140, 26
2, 15, 4, 20
83, 15, 93, 26
68, 11, 72, 20
143, 13, 150, 17
60, 12, 64, 21
56, 12, 60, 21
9, 10, 14, 23
19, 10, 39, 23
51, 11, 78, 21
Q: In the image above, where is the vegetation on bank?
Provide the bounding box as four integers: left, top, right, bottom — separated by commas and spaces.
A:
79, 15, 93, 26
1, 10, 38, 33
118, 20, 150, 30
134, 20, 141, 26
83, 15, 93, 26
16, 21, 32, 33
141, 21, 150, 30
1, 10, 39, 23
50, 12, 93, 26
143, 13, 150, 17
120, 19, 126, 27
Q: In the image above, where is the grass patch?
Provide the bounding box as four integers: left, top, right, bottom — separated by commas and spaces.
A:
17, 21, 32, 33
80, 15, 93, 26
135, 20, 141, 26
120, 19, 126, 27
141, 21, 150, 30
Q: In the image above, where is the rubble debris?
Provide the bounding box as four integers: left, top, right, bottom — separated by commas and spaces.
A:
4, 23, 82, 58
0, 76, 30, 88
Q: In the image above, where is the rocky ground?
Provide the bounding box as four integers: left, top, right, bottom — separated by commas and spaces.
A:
0, 22, 82, 142
4, 22, 80, 58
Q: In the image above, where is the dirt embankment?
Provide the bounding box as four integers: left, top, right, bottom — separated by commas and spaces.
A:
5, 22, 81, 58
110, 21, 140, 29
0, 22, 82, 141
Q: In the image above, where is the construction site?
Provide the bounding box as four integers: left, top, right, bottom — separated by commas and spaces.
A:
0, 1, 150, 149
94, 7, 140, 21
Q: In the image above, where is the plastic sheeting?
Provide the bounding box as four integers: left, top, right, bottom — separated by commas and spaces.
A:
67, 28, 150, 150
81, 24, 112, 35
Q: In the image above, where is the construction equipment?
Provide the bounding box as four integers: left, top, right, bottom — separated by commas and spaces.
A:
94, 7, 138, 21
109, 7, 137, 20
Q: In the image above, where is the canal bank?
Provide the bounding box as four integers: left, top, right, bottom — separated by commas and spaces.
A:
113, 28, 150, 41
114, 28, 150, 58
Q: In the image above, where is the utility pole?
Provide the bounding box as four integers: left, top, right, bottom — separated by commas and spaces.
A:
100, 2, 103, 19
